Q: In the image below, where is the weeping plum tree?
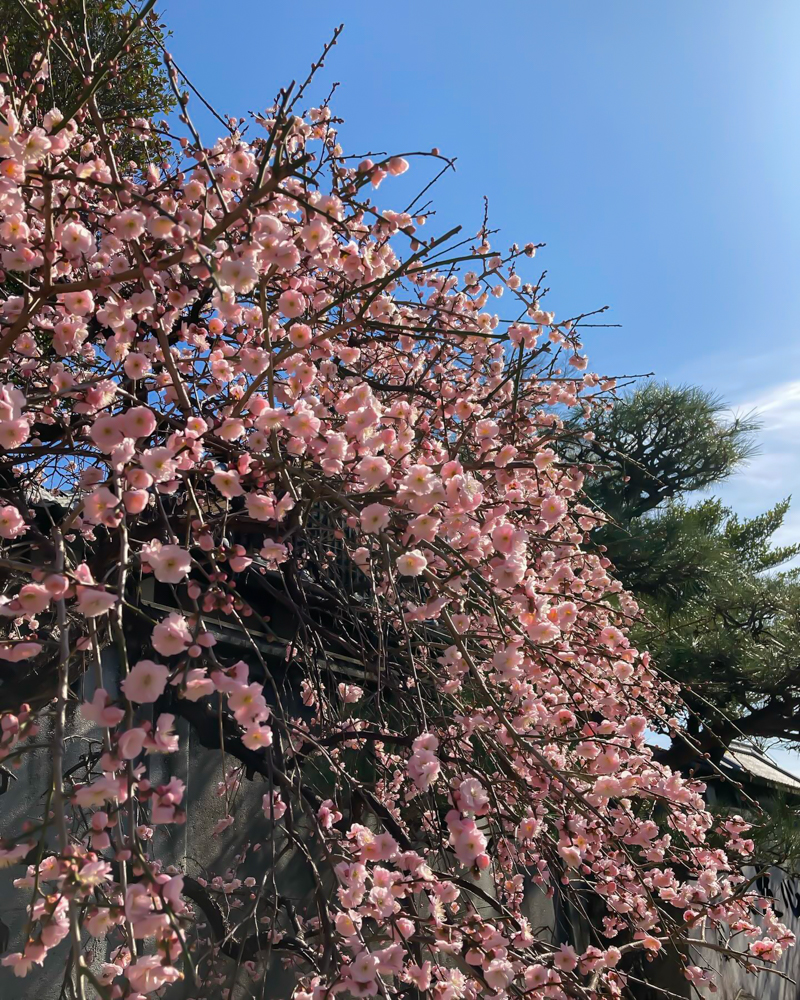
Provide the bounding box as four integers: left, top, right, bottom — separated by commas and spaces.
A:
0, 7, 793, 1000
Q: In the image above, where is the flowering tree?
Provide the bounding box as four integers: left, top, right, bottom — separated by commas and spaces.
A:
0, 10, 793, 999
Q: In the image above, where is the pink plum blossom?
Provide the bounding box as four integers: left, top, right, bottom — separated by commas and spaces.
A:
396, 550, 427, 576
121, 660, 169, 703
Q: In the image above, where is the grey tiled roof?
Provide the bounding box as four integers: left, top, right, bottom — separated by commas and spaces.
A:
721, 743, 800, 793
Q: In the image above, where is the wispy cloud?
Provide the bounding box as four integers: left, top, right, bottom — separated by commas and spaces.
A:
714, 380, 800, 539
736, 379, 800, 434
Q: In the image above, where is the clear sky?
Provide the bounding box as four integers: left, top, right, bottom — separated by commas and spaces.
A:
161, 0, 800, 765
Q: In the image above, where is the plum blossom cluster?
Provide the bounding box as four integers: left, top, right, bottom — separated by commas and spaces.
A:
0, 23, 790, 1000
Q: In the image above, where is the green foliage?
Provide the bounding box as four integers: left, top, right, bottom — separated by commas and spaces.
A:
576, 382, 759, 520
579, 382, 800, 765
1, 0, 174, 161
751, 792, 800, 871
633, 501, 800, 734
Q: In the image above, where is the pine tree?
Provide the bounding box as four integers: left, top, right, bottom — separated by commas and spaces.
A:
575, 383, 800, 767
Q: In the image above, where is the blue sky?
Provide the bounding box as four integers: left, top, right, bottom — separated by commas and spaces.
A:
162, 1, 800, 764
